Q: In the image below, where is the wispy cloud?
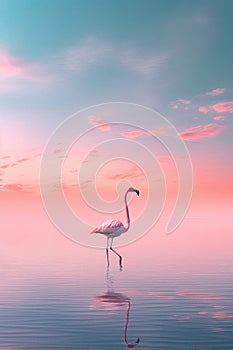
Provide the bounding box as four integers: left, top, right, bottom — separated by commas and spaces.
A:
89, 149, 98, 156
107, 172, 133, 181
0, 162, 17, 169
0, 180, 36, 193
0, 183, 23, 192
88, 116, 110, 131
213, 115, 225, 121
0, 50, 23, 77
179, 124, 222, 140
107, 165, 143, 181
120, 126, 169, 139
53, 148, 65, 155
65, 38, 111, 71
0, 155, 11, 160
0, 156, 32, 169
120, 130, 144, 138
206, 88, 226, 96
64, 37, 168, 77
17, 157, 30, 163
120, 51, 168, 76
212, 101, 233, 113
0, 47, 54, 94
0, 152, 42, 194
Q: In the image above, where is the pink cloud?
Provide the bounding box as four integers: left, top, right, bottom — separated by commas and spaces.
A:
90, 149, 98, 156
0, 158, 30, 169
0, 48, 54, 95
88, 116, 110, 131
0, 52, 23, 77
106, 164, 143, 182
120, 130, 144, 138
0, 163, 18, 169
179, 123, 222, 140
0, 164, 11, 169
107, 172, 133, 181
212, 101, 233, 113
107, 170, 142, 181
1, 155, 11, 160
213, 115, 225, 121
171, 99, 191, 110
53, 148, 65, 155
0, 183, 23, 192
206, 88, 226, 96
199, 105, 210, 113
17, 157, 30, 163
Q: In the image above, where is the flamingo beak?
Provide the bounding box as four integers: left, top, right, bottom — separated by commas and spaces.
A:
135, 189, 140, 196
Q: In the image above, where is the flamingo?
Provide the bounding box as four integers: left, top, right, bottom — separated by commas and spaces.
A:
91, 187, 140, 267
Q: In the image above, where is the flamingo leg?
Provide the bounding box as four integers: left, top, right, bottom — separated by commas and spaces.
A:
110, 238, 122, 267
106, 238, 110, 266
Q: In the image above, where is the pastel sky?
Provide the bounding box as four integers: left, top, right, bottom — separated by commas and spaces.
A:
0, 0, 232, 207
1, 10, 233, 345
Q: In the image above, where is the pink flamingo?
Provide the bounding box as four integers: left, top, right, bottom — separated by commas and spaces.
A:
92, 291, 140, 348
91, 187, 140, 267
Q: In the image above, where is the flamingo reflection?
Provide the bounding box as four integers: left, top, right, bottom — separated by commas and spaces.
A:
95, 291, 139, 349
92, 290, 140, 348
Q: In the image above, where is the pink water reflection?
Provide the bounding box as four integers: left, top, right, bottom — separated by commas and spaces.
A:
90, 269, 140, 349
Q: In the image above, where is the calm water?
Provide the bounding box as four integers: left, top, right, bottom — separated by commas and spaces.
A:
0, 254, 233, 350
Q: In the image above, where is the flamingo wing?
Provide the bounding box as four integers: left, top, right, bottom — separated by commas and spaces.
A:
91, 219, 124, 234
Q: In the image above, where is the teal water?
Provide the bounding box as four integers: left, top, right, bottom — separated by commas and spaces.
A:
0, 258, 232, 349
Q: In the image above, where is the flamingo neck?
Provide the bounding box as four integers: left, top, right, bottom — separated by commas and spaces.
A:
124, 191, 130, 231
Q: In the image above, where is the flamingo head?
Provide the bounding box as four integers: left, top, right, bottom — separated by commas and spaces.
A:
128, 187, 140, 196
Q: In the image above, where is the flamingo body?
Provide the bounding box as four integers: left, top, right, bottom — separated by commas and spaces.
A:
91, 219, 126, 237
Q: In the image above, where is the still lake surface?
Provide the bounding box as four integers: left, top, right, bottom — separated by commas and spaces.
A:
0, 252, 233, 350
